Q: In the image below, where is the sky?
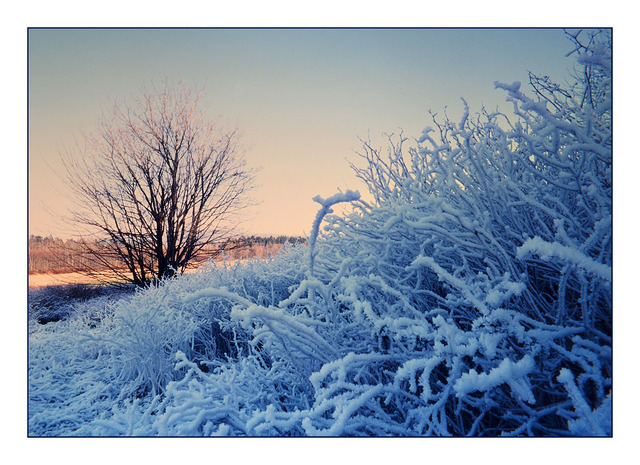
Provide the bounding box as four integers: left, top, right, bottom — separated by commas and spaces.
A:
29, 27, 577, 238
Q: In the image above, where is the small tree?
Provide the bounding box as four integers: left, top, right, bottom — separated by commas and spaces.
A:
63, 82, 254, 286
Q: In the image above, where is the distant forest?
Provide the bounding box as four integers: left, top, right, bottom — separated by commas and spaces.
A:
28, 234, 307, 274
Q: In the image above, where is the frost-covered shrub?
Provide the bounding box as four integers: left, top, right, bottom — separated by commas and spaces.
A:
251, 29, 610, 436
28, 292, 129, 436
310, 28, 612, 435
28, 283, 133, 326
29, 242, 309, 435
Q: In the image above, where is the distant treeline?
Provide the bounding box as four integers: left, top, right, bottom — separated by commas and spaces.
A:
28, 234, 307, 274
221, 235, 307, 261
28, 235, 115, 274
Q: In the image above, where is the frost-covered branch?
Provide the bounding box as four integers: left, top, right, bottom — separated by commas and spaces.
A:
308, 190, 360, 277
517, 237, 611, 282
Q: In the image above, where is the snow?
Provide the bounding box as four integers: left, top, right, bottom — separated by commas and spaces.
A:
517, 236, 611, 282
454, 355, 536, 404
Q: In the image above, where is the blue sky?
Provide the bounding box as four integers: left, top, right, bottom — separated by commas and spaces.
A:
29, 28, 576, 237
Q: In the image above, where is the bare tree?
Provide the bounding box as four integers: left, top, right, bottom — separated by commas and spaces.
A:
62, 82, 254, 286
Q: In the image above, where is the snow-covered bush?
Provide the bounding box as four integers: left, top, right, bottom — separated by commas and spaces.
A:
28, 283, 132, 326
311, 28, 612, 435
29, 243, 309, 435
29, 30, 611, 437
28, 291, 128, 436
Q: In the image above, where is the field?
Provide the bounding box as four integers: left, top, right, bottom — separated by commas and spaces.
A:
29, 271, 130, 288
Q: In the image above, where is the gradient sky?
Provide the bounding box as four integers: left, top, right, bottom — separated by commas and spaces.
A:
29, 28, 575, 238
